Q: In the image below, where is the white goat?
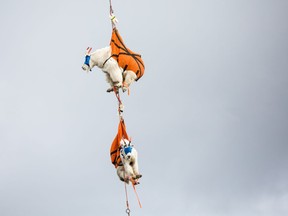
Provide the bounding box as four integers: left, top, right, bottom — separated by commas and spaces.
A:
116, 139, 142, 184
82, 47, 137, 93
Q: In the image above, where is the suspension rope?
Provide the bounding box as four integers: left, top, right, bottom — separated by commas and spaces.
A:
124, 181, 131, 216
132, 183, 142, 208
113, 87, 124, 119
109, 0, 117, 29
109, 0, 113, 15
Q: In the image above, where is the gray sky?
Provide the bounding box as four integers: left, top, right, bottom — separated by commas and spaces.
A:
1, 0, 288, 215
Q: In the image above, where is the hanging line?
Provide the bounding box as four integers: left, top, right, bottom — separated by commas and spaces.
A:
123, 160, 131, 216
109, 0, 117, 29
132, 183, 142, 208
124, 181, 131, 216
109, 0, 112, 12
123, 177, 142, 213
113, 87, 124, 119
109, 0, 113, 15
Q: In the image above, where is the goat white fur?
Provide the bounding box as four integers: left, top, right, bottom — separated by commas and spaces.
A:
82, 46, 137, 92
116, 139, 142, 184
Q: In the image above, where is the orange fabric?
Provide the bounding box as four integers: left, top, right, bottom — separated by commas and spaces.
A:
110, 120, 129, 168
110, 28, 145, 81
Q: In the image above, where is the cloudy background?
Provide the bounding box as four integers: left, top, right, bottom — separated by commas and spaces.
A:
1, 0, 288, 215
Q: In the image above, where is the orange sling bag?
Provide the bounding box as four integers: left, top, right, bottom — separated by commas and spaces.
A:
110, 119, 129, 168
109, 28, 145, 81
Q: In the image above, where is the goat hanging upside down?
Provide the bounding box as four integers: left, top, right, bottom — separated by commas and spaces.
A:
82, 28, 145, 93
117, 139, 142, 184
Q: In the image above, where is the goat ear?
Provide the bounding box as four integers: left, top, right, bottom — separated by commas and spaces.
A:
128, 137, 132, 145
121, 139, 128, 147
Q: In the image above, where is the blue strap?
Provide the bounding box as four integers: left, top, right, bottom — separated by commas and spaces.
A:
124, 146, 132, 155
84, 55, 90, 66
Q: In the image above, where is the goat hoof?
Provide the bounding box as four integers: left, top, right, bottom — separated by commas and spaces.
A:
106, 88, 114, 93
135, 174, 142, 179
133, 175, 142, 180
113, 81, 122, 88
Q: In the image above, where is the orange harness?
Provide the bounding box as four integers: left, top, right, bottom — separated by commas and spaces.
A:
110, 119, 129, 168
105, 28, 145, 81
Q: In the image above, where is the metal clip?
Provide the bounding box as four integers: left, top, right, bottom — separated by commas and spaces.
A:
126, 208, 131, 216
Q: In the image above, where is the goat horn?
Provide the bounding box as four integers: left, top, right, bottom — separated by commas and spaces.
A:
86, 47, 92, 54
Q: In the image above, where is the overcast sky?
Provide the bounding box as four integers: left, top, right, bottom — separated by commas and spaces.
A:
1, 0, 288, 216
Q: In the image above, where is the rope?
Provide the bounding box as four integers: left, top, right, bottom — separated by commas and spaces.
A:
109, 0, 116, 29
109, 0, 113, 15
113, 87, 124, 119
123, 162, 131, 216
132, 183, 142, 208
124, 181, 131, 216
113, 87, 122, 105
